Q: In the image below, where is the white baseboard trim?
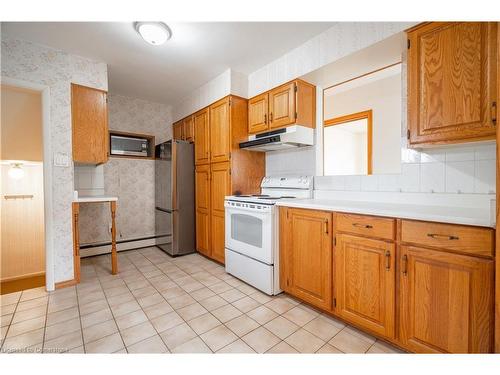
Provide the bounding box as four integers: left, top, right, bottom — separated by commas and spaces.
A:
80, 238, 158, 258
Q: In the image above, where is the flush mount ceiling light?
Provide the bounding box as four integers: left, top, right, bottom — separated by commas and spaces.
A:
134, 22, 172, 46
8, 163, 24, 180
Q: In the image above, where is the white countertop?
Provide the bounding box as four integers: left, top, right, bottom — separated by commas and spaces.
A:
74, 195, 118, 203
276, 198, 494, 228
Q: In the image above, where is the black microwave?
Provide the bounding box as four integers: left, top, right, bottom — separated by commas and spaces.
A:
110, 134, 150, 157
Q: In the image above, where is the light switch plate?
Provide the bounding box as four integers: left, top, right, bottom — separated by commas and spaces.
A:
54, 153, 70, 167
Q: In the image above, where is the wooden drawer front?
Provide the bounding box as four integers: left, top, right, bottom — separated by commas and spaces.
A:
336, 213, 395, 240
401, 220, 494, 258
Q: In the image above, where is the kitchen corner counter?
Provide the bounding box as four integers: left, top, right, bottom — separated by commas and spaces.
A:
73, 195, 118, 203
275, 198, 494, 228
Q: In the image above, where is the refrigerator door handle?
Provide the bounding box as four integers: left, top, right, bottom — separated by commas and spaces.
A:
155, 207, 177, 213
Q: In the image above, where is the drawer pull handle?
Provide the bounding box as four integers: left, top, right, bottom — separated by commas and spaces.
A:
402, 255, 408, 276
427, 233, 459, 240
264, 114, 267, 124
352, 223, 373, 229
385, 251, 391, 271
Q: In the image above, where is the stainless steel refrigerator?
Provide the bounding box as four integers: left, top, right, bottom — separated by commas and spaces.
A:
155, 140, 195, 256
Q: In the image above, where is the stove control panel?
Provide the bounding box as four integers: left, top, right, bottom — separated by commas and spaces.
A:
261, 176, 313, 189
224, 200, 273, 212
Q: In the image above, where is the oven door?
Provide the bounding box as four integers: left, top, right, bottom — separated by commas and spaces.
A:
225, 202, 273, 264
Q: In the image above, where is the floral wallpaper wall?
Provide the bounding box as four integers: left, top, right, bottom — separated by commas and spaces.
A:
77, 94, 172, 245
1, 36, 108, 283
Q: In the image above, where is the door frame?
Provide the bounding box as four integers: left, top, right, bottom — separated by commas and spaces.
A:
1, 76, 55, 292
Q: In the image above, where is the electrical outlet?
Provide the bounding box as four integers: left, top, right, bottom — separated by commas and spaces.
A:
108, 222, 112, 233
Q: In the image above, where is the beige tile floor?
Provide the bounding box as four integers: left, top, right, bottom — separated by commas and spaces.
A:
0, 247, 403, 354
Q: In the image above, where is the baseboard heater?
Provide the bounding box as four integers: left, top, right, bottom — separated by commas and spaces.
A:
80, 234, 171, 258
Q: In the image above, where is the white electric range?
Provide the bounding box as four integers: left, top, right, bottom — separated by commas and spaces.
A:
224, 176, 313, 295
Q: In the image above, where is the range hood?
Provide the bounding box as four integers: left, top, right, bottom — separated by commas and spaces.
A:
239, 125, 314, 152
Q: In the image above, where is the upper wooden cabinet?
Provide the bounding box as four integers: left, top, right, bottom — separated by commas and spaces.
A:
183, 115, 194, 142
71, 83, 108, 164
191, 95, 265, 264
194, 108, 210, 165
399, 245, 494, 353
173, 116, 195, 142
280, 207, 333, 311
173, 120, 183, 140
269, 82, 297, 129
335, 233, 396, 338
248, 93, 269, 134
407, 22, 498, 147
247, 79, 316, 134
209, 97, 231, 163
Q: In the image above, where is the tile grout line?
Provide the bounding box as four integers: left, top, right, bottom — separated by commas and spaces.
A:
0, 291, 22, 352
118, 254, 178, 352
139, 250, 216, 353
41, 289, 51, 353
75, 270, 88, 353
92, 255, 129, 353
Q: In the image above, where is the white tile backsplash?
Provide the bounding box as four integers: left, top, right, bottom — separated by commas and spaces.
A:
400, 163, 420, 193
445, 161, 475, 193
475, 144, 496, 160
74, 164, 105, 196
474, 159, 496, 194
314, 142, 495, 195
420, 163, 445, 193
360, 175, 379, 192
445, 146, 475, 162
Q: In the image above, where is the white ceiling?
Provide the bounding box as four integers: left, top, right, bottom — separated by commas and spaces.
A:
1, 22, 334, 105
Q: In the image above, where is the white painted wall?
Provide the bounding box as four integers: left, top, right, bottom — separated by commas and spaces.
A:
324, 125, 367, 176
324, 70, 402, 175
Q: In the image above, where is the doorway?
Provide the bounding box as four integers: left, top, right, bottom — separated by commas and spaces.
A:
0, 84, 45, 294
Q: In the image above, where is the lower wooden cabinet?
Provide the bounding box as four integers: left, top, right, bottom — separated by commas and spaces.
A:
279, 207, 495, 353
210, 162, 231, 263
280, 208, 333, 311
399, 245, 494, 353
335, 234, 395, 338
195, 164, 210, 257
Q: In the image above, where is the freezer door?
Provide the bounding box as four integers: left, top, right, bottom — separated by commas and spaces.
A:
155, 207, 173, 254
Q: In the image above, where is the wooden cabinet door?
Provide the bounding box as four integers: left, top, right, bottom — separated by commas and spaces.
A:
248, 93, 269, 134
195, 164, 210, 256
210, 162, 231, 264
209, 97, 231, 163
269, 82, 296, 129
283, 208, 332, 310
183, 115, 194, 142
194, 108, 210, 165
399, 245, 493, 353
335, 234, 395, 338
173, 120, 183, 140
71, 83, 108, 164
407, 22, 497, 146
173, 121, 183, 140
